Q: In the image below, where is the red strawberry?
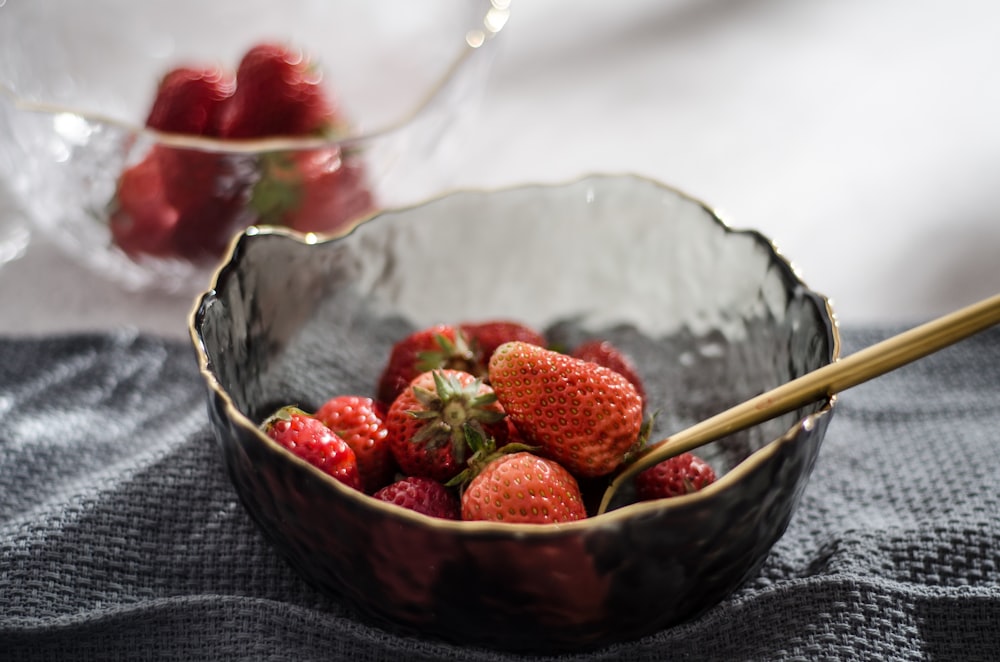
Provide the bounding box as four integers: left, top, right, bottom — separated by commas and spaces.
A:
375, 322, 539, 407
108, 153, 178, 258
143, 66, 247, 260
385, 369, 507, 483
155, 146, 251, 260
376, 325, 475, 406
488, 341, 644, 478
459, 320, 546, 373
314, 395, 394, 493
249, 147, 374, 233
261, 406, 361, 490
460, 451, 587, 524
373, 476, 460, 520
218, 42, 341, 138
570, 339, 647, 406
634, 452, 717, 501
145, 65, 235, 136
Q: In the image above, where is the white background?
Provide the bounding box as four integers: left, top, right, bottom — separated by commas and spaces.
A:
2, 0, 999, 339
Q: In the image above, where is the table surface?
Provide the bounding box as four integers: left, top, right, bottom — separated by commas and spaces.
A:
2, 0, 999, 339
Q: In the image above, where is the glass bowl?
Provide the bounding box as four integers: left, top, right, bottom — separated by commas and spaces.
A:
191, 174, 840, 653
0, 0, 508, 293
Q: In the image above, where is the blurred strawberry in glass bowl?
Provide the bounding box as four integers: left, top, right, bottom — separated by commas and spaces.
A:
109, 43, 375, 262
0, 0, 508, 292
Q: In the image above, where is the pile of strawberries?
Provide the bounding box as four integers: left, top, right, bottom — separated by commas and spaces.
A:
262, 320, 717, 524
110, 42, 374, 261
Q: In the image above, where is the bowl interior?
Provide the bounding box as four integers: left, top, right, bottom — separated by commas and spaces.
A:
201, 173, 837, 485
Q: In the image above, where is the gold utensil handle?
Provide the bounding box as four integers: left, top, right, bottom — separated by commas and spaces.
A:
598, 292, 1000, 515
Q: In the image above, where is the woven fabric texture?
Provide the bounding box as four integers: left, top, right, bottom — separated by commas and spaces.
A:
1, 327, 998, 661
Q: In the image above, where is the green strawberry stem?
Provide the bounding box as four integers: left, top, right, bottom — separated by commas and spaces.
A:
262, 404, 308, 428
446, 425, 538, 493
249, 152, 302, 223
406, 370, 505, 465
416, 331, 478, 376
621, 411, 658, 467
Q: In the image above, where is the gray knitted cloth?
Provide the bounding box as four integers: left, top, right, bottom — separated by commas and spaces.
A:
1, 327, 998, 661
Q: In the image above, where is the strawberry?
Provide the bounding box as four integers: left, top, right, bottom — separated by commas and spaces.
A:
217, 42, 341, 139
156, 146, 251, 260
459, 320, 547, 374
460, 451, 586, 524
314, 395, 394, 493
143, 66, 246, 260
375, 325, 475, 406
488, 341, 644, 478
570, 339, 647, 406
249, 147, 374, 234
261, 406, 361, 490
634, 452, 717, 501
108, 153, 178, 258
144, 65, 235, 136
373, 476, 460, 520
385, 369, 507, 483
375, 322, 543, 407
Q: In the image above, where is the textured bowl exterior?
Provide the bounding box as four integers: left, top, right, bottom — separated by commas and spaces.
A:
192, 174, 840, 652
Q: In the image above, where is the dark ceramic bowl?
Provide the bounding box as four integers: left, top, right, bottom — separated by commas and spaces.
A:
191, 174, 840, 653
